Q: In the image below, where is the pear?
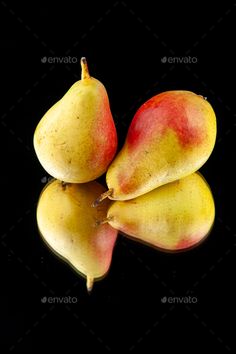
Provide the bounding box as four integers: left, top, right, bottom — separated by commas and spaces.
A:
104, 173, 215, 252
36, 180, 117, 291
34, 57, 117, 183
95, 91, 216, 203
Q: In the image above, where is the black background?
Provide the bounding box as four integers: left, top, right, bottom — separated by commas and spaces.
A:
1, 0, 236, 352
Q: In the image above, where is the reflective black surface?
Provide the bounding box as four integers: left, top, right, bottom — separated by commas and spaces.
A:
1, 0, 235, 352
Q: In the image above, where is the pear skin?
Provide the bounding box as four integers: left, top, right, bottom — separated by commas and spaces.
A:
34, 58, 117, 183
104, 91, 216, 201
36, 180, 117, 291
106, 173, 215, 252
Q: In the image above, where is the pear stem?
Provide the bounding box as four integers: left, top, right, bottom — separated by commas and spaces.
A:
96, 216, 113, 226
61, 181, 68, 190
92, 189, 113, 207
86, 276, 94, 293
198, 94, 207, 100
81, 57, 90, 80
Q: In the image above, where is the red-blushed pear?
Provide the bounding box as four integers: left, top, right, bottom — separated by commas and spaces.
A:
94, 91, 216, 204
102, 173, 215, 252
36, 180, 117, 292
34, 57, 117, 183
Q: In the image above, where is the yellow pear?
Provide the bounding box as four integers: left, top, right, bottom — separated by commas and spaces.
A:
37, 180, 117, 291
94, 91, 216, 204
104, 173, 215, 251
34, 58, 117, 183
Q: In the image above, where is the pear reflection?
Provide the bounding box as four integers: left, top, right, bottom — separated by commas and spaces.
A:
36, 179, 117, 292
107, 172, 215, 253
